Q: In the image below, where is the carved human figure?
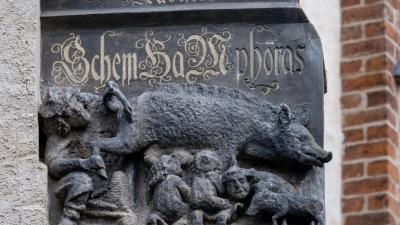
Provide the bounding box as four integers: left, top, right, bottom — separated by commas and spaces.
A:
146, 154, 191, 225
190, 150, 241, 225
40, 88, 106, 225
221, 166, 297, 201
221, 166, 253, 202
222, 166, 324, 224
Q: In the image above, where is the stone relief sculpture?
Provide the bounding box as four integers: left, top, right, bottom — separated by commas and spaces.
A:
246, 189, 324, 225
221, 165, 298, 202
40, 81, 332, 225
146, 153, 191, 225
88, 81, 332, 167
40, 88, 136, 225
221, 165, 324, 225
190, 150, 242, 225
40, 89, 105, 225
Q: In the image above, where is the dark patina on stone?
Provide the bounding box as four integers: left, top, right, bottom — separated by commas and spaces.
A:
39, 0, 330, 224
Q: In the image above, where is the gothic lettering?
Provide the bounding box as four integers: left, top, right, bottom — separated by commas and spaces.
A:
50, 26, 306, 94
236, 25, 307, 94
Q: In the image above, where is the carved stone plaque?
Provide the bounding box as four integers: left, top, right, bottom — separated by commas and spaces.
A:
40, 1, 330, 225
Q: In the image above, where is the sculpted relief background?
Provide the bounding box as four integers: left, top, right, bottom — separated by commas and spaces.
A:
40, 82, 331, 225
39, 3, 330, 225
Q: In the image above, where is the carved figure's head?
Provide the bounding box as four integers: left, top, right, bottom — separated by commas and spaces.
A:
222, 166, 257, 200
148, 154, 184, 189
194, 150, 220, 172
39, 88, 91, 136
277, 104, 333, 167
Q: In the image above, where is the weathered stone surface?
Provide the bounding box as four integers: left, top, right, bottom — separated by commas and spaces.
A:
0, 0, 48, 224
40, 81, 331, 224
38, 1, 330, 224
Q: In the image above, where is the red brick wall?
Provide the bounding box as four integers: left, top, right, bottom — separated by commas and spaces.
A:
341, 0, 400, 224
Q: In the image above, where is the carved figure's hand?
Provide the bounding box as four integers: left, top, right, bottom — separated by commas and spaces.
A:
206, 171, 219, 179
81, 156, 106, 171
90, 155, 106, 170
232, 202, 244, 212
213, 197, 231, 210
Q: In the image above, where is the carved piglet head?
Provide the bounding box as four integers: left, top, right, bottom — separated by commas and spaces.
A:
148, 154, 184, 189
194, 150, 220, 173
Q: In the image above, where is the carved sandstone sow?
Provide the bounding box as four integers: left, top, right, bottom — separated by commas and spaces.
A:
89, 81, 332, 168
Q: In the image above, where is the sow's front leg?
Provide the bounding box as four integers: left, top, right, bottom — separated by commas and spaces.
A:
88, 127, 139, 156
88, 81, 140, 156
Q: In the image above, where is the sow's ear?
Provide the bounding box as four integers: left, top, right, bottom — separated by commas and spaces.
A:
279, 104, 292, 127
246, 168, 259, 184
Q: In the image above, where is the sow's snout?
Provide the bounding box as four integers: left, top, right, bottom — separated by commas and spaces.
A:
317, 150, 333, 163
290, 123, 333, 167
302, 141, 333, 167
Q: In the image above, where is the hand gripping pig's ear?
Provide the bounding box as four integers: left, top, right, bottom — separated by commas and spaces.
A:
103, 81, 122, 112
279, 104, 292, 127
246, 168, 259, 184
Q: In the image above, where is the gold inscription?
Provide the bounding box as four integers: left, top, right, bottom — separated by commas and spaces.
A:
136, 31, 172, 85
49, 26, 306, 95
51, 34, 90, 86
50, 28, 232, 92
236, 25, 306, 95
178, 28, 233, 82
